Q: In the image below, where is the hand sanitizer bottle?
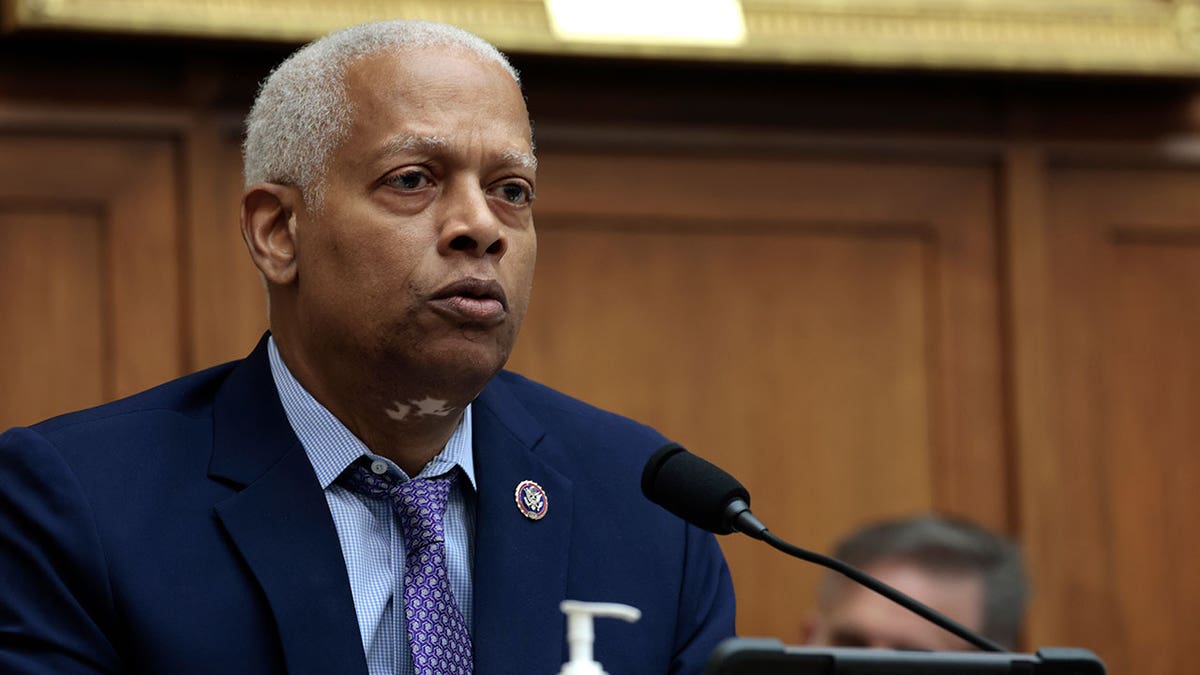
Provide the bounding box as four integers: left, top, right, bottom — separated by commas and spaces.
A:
557, 600, 642, 675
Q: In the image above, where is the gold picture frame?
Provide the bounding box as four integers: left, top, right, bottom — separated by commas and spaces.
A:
4, 0, 1200, 76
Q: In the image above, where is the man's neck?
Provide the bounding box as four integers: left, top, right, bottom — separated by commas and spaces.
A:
272, 336, 481, 477
352, 406, 467, 477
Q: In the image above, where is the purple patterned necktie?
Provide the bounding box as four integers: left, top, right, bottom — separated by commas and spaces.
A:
341, 463, 474, 675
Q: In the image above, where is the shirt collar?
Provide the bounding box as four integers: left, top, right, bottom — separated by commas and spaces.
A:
266, 336, 477, 490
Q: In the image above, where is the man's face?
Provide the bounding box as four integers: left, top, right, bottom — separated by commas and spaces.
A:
291, 46, 537, 390
806, 559, 986, 651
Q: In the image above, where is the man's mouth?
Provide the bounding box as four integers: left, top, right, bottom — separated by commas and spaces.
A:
429, 278, 508, 325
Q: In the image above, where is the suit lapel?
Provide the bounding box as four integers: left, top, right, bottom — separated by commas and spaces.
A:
209, 335, 367, 675
471, 376, 575, 675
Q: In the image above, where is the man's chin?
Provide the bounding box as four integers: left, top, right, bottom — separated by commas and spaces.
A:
362, 327, 515, 387
420, 339, 511, 384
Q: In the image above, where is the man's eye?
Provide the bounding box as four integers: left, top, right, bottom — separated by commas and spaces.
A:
496, 183, 534, 205
385, 171, 430, 190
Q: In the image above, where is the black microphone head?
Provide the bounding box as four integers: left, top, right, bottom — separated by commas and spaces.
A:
641, 442, 750, 535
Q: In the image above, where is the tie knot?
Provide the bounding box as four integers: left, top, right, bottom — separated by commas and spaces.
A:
339, 462, 456, 550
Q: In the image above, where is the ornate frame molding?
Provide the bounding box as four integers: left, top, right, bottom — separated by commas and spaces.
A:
5, 0, 1200, 76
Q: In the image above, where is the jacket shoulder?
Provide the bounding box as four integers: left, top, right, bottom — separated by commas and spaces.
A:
28, 360, 238, 436
491, 370, 667, 447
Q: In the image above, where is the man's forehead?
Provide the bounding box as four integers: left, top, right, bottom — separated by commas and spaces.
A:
339, 47, 535, 167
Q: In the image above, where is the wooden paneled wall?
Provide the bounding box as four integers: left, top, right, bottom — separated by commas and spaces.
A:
3, 33, 1199, 673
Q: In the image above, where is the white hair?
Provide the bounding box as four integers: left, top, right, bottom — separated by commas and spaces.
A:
242, 20, 521, 206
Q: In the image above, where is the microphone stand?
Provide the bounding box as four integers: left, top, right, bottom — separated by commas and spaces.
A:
726, 502, 1006, 653
760, 530, 1004, 652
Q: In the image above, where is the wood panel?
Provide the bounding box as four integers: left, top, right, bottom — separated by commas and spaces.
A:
1024, 165, 1200, 673
508, 150, 1005, 639
0, 209, 105, 427
0, 133, 183, 428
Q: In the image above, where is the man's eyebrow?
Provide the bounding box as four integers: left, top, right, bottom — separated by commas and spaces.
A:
369, 134, 449, 164
501, 149, 538, 171
368, 135, 536, 171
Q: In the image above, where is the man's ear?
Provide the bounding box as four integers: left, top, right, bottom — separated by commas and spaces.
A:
241, 183, 303, 285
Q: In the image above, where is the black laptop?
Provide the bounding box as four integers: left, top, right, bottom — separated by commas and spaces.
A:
705, 638, 1106, 674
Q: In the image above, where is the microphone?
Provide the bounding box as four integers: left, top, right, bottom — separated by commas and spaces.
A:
640, 442, 1006, 653
640, 442, 768, 538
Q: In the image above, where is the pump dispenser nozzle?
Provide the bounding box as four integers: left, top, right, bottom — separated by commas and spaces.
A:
558, 600, 642, 675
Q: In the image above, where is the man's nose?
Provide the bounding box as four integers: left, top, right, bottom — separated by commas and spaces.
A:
437, 182, 506, 259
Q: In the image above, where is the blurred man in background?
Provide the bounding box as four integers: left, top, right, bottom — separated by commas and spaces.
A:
803, 514, 1028, 651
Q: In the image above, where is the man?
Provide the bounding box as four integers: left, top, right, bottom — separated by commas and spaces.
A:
0, 20, 735, 674
803, 515, 1028, 652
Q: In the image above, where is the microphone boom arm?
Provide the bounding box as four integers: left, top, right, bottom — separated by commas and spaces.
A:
755, 526, 1007, 652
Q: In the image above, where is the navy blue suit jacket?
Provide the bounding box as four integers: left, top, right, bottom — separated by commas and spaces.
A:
0, 337, 735, 674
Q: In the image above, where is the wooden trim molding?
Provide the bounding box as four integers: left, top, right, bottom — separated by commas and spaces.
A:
4, 0, 1200, 76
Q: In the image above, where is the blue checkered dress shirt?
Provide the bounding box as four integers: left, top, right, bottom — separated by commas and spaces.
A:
267, 338, 477, 675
